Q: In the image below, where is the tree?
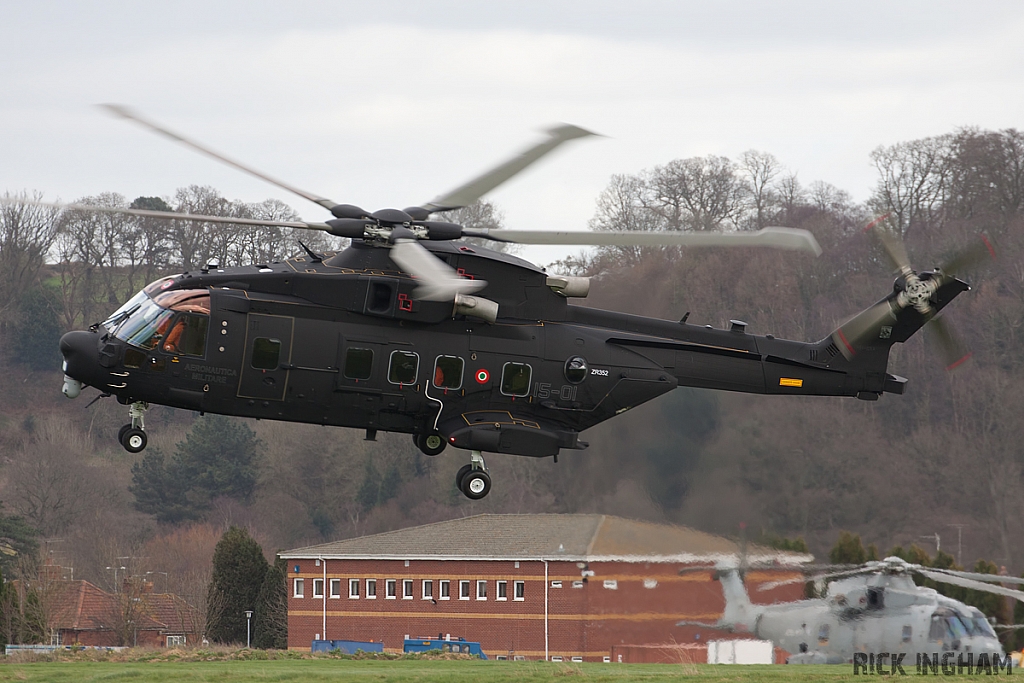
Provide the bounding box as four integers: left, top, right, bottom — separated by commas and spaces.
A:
829, 531, 869, 565
252, 557, 287, 649
14, 286, 62, 372
130, 415, 263, 522
206, 526, 268, 644
0, 510, 38, 578
0, 193, 61, 323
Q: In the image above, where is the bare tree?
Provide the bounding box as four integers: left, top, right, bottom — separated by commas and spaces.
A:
0, 192, 61, 319
740, 150, 783, 229
870, 135, 952, 236
648, 156, 748, 232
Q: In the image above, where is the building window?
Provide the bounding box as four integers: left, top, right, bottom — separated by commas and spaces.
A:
514, 580, 525, 601
459, 580, 471, 600
329, 578, 341, 598
422, 580, 433, 599
500, 362, 532, 396
366, 579, 377, 599
603, 579, 617, 590
476, 580, 487, 600
497, 580, 507, 601
167, 635, 185, 647
433, 355, 464, 390
644, 579, 658, 589
313, 578, 324, 598
344, 348, 373, 380
403, 579, 414, 599
293, 578, 305, 598
572, 580, 584, 589
439, 580, 450, 600
550, 580, 562, 588
386, 579, 397, 599
388, 350, 419, 385
349, 579, 360, 599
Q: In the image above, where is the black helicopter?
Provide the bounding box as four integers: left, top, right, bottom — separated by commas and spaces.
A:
46, 107, 983, 500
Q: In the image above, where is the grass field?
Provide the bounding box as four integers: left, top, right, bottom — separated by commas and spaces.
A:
0, 659, 1002, 682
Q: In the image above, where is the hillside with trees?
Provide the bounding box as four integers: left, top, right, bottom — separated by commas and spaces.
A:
0, 125, 1022, 642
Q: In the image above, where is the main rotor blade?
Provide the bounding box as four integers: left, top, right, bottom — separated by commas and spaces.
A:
926, 567, 1024, 586
758, 567, 872, 592
1, 197, 332, 231
420, 124, 598, 213
917, 568, 1024, 602
925, 315, 972, 371
464, 226, 822, 255
390, 239, 487, 301
100, 104, 339, 212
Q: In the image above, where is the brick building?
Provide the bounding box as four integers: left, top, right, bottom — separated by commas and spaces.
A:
281, 514, 809, 661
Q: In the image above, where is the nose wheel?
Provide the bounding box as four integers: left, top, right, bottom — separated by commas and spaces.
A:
455, 450, 491, 500
119, 401, 149, 454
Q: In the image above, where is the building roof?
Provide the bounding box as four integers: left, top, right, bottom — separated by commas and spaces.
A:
281, 514, 811, 564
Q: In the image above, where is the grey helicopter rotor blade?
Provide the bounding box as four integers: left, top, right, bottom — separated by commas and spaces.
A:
100, 104, 340, 212
0, 196, 333, 231
418, 124, 598, 215
758, 566, 874, 592
916, 568, 1024, 602
925, 314, 972, 371
924, 567, 1024, 586
464, 226, 822, 255
390, 238, 487, 301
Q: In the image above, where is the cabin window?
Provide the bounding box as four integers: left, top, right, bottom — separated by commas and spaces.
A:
433, 355, 464, 390
902, 625, 912, 642
500, 362, 532, 396
388, 350, 419, 385
929, 615, 945, 640
344, 348, 373, 380
251, 338, 281, 370
817, 623, 829, 643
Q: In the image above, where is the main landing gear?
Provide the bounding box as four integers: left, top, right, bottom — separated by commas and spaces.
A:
414, 431, 446, 456
119, 401, 148, 454
455, 450, 491, 500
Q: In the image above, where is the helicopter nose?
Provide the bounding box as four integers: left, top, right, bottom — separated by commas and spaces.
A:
60, 330, 100, 397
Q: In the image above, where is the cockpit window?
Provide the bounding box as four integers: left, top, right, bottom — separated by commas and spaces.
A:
947, 615, 968, 640
967, 616, 996, 638
108, 288, 210, 353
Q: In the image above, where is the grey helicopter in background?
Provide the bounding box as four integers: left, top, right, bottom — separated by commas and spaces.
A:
682, 557, 1023, 666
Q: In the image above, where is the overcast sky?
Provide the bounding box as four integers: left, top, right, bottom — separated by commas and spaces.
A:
2, 1, 1022, 265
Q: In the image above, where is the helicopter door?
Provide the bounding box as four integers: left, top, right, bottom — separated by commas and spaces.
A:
237, 314, 293, 401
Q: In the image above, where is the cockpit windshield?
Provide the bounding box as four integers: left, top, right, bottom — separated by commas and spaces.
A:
966, 615, 997, 638
107, 287, 211, 353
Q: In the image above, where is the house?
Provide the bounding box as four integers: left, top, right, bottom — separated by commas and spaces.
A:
281, 513, 810, 661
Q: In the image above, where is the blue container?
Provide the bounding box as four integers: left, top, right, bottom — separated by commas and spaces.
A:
311, 639, 384, 654
403, 637, 488, 659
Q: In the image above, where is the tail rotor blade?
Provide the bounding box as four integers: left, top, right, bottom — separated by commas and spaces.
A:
926, 315, 972, 371
832, 300, 897, 359
938, 235, 997, 279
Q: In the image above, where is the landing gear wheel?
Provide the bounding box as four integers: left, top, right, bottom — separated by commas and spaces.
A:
121, 428, 147, 454
118, 424, 131, 442
460, 470, 491, 500
415, 432, 447, 456
455, 464, 474, 490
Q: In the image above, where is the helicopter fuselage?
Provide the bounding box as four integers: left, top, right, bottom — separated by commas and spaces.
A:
60, 240, 963, 459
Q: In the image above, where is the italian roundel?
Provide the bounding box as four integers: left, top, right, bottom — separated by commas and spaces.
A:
475, 369, 490, 384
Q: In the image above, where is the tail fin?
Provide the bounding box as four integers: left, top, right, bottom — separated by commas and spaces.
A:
716, 568, 757, 632
816, 273, 970, 397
